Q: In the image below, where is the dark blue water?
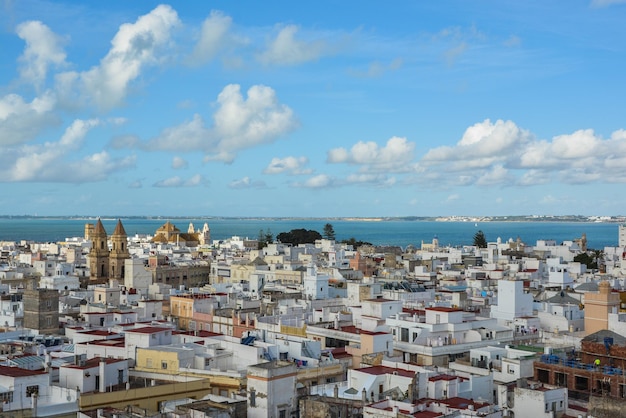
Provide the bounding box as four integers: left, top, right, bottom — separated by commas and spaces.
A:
0, 218, 620, 250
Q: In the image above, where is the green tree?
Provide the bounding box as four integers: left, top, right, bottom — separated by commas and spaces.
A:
323, 223, 336, 240
341, 237, 373, 248
574, 250, 601, 270
257, 228, 273, 249
276, 228, 322, 245
473, 230, 487, 248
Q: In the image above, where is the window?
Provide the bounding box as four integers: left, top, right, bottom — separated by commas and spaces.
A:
508, 365, 515, 374
26, 385, 39, 397
0, 391, 13, 403
146, 358, 153, 368
161, 361, 168, 370
279, 410, 286, 418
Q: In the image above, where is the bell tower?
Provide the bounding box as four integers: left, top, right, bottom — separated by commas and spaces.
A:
109, 219, 130, 281
88, 219, 109, 281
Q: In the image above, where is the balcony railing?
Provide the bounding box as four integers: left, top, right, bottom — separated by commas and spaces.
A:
540, 354, 625, 376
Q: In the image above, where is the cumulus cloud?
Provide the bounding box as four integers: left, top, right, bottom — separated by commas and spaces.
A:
148, 84, 297, 162
423, 119, 533, 171
57, 5, 180, 110
188, 11, 232, 65
228, 176, 267, 189
171, 156, 188, 169
264, 156, 311, 175
153, 174, 207, 188
327, 136, 415, 172
0, 92, 58, 145
346, 173, 396, 187
258, 25, 328, 66
296, 174, 334, 189
417, 119, 626, 188
0, 118, 135, 182
16, 21, 67, 88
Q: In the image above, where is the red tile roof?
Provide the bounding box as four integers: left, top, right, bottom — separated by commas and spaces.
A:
63, 357, 126, 370
0, 365, 47, 377
126, 326, 171, 334
425, 307, 462, 313
355, 365, 415, 378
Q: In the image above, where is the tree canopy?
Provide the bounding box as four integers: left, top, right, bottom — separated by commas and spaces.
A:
473, 230, 487, 248
257, 228, 273, 249
341, 237, 372, 248
323, 223, 336, 240
276, 228, 322, 245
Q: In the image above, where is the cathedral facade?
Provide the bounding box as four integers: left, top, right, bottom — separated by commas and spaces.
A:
86, 219, 130, 282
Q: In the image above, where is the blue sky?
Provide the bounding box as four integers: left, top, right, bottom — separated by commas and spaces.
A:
1, 0, 626, 217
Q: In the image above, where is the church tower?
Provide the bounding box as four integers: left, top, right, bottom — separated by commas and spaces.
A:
109, 219, 130, 281
88, 219, 109, 280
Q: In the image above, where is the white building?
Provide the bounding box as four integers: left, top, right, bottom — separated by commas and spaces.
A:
247, 361, 298, 418
512, 385, 567, 418
491, 279, 534, 321
59, 357, 128, 393
302, 264, 329, 300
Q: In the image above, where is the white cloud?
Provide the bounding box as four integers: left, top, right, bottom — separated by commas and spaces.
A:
153, 174, 207, 188
417, 119, 626, 188
58, 4, 180, 110
518, 169, 551, 186
228, 176, 267, 189
299, 174, 334, 189
149, 84, 297, 162
188, 11, 232, 65
171, 156, 188, 169
258, 25, 327, 66
423, 119, 533, 171
264, 156, 311, 175
16, 20, 67, 88
327, 136, 415, 172
346, 173, 396, 187
0, 92, 58, 145
0, 118, 135, 182
475, 165, 510, 186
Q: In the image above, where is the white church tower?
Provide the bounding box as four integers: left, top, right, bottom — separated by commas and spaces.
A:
303, 263, 329, 300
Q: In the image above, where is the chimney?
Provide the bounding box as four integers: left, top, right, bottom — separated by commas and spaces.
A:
99, 357, 106, 393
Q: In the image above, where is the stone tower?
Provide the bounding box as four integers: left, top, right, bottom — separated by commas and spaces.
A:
88, 219, 110, 280
109, 219, 130, 280
584, 280, 620, 335
23, 288, 60, 335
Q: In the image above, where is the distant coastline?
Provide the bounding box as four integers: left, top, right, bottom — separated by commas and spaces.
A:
0, 215, 624, 223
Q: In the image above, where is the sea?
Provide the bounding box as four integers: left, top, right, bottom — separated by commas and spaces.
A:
0, 218, 621, 250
